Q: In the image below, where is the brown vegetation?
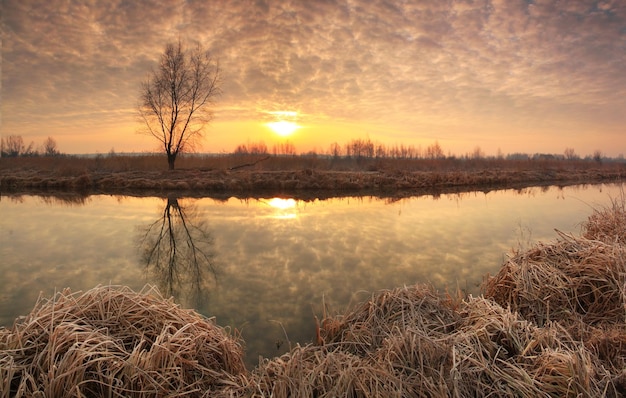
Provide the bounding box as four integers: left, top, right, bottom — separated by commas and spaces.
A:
2, 195, 626, 396
1, 153, 624, 198
0, 286, 245, 397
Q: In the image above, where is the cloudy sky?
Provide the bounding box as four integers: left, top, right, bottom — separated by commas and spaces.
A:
3, 0, 625, 156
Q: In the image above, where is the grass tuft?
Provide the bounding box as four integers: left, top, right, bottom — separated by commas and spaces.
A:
0, 285, 245, 397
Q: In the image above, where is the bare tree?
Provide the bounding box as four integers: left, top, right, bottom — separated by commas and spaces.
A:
272, 140, 296, 156
138, 41, 220, 170
426, 141, 445, 159
470, 146, 484, 160
2, 135, 25, 157
564, 147, 578, 160
43, 136, 59, 156
593, 149, 603, 163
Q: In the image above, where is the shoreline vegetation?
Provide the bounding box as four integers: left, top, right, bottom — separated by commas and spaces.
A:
1, 153, 625, 199
1, 193, 625, 396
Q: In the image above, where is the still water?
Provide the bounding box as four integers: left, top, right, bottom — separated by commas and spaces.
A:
1, 183, 623, 366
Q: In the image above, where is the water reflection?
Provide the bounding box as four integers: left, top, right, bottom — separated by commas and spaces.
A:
1, 183, 624, 368
263, 197, 298, 219
1, 192, 90, 206
137, 195, 217, 307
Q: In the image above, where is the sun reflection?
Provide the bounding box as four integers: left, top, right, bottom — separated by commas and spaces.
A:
268, 198, 296, 209
266, 197, 297, 219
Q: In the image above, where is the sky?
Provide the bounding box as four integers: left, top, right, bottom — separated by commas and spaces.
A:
2, 0, 626, 157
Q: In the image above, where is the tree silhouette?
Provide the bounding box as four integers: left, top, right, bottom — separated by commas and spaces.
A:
43, 136, 59, 156
138, 41, 221, 170
138, 196, 217, 306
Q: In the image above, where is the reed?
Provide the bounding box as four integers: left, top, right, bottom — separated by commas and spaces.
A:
247, 285, 616, 397
582, 190, 626, 245
2, 154, 625, 196
483, 232, 626, 327
0, 285, 245, 397
481, 195, 626, 395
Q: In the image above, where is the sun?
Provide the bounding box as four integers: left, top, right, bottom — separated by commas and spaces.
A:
267, 120, 300, 137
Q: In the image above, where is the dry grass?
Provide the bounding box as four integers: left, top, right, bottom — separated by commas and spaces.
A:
483, 232, 626, 327
245, 286, 617, 397
1, 152, 623, 174
1, 154, 625, 196
481, 195, 626, 396
0, 285, 245, 397
2, 197, 626, 396
582, 190, 626, 245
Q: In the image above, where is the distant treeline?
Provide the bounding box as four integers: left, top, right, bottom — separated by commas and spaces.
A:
1, 135, 60, 157
2, 134, 622, 163
232, 138, 620, 163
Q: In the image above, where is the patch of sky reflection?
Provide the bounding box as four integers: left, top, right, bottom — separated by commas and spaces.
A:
0, 183, 622, 367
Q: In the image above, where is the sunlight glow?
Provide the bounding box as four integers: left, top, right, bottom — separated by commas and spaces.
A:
266, 197, 298, 219
267, 198, 296, 210
268, 111, 298, 118
267, 120, 300, 137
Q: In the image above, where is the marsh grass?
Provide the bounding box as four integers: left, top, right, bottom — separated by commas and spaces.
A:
1, 196, 626, 396
246, 288, 613, 397
0, 286, 245, 397
1, 154, 624, 195
582, 190, 626, 245
2, 152, 624, 174
483, 187, 626, 332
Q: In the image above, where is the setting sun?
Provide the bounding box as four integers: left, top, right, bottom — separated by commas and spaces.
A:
3, 1, 625, 157
267, 120, 300, 137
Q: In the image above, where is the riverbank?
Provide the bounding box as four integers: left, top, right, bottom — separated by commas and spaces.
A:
1, 154, 624, 199
1, 194, 625, 396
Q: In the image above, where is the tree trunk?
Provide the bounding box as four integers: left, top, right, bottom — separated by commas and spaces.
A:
167, 153, 177, 170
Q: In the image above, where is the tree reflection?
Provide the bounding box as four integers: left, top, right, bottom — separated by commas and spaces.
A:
138, 195, 217, 307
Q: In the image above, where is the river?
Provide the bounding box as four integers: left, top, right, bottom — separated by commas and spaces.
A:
0, 182, 623, 366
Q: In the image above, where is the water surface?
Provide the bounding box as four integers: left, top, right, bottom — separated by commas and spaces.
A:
1, 183, 623, 366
